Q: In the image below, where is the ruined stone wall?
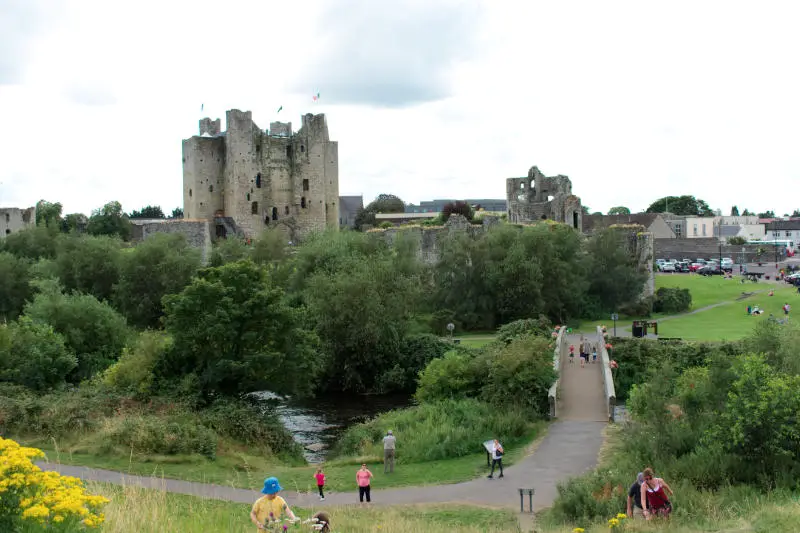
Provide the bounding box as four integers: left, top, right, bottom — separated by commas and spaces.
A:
224, 109, 261, 235
182, 136, 225, 220
131, 219, 213, 264
199, 118, 221, 136
0, 207, 36, 238
506, 166, 581, 228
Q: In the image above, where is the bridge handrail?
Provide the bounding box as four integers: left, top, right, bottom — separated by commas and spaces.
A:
547, 326, 567, 418
597, 326, 617, 422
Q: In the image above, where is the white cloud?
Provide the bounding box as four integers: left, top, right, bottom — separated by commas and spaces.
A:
1, 0, 799, 217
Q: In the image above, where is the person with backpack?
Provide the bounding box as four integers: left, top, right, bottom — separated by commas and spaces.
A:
487, 439, 504, 479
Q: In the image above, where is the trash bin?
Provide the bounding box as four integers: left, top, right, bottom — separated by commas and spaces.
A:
632, 324, 644, 338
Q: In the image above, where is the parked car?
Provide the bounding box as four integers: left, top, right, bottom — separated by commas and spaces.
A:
699, 265, 723, 276
696, 258, 707, 264
660, 262, 676, 273
675, 261, 691, 272
690, 262, 704, 272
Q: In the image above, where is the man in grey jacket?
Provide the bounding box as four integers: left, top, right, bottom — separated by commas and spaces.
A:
383, 430, 396, 473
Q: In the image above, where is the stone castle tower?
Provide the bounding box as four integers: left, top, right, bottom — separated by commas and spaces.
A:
182, 109, 339, 240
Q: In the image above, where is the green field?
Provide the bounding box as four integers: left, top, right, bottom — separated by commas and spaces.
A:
453, 333, 497, 348
91, 483, 519, 533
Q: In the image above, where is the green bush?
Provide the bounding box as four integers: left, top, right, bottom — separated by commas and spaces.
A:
653, 286, 692, 313
97, 413, 217, 459
0, 318, 77, 391
331, 398, 532, 462
199, 399, 302, 459
415, 348, 487, 403
495, 316, 552, 344
375, 333, 451, 393
103, 330, 168, 397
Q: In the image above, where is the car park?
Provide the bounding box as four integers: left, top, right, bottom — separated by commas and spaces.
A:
660, 262, 676, 273
699, 264, 723, 276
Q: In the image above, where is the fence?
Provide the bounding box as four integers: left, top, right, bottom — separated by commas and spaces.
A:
596, 326, 617, 422
548, 326, 567, 418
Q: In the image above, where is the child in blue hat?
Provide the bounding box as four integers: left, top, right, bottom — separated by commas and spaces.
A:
250, 477, 298, 530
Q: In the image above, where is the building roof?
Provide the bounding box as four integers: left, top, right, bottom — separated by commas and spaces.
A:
718, 225, 742, 237
582, 213, 661, 233
339, 195, 364, 213
766, 219, 800, 230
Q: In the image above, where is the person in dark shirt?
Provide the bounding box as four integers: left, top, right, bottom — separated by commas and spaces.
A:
627, 472, 645, 519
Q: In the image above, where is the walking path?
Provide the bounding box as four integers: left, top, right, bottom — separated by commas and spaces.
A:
38, 333, 609, 517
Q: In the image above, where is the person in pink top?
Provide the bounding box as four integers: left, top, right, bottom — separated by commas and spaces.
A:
314, 467, 326, 501
356, 463, 373, 503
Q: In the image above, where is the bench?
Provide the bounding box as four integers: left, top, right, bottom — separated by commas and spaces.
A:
518, 488, 535, 513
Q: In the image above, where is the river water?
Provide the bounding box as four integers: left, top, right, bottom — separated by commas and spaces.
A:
254, 392, 412, 463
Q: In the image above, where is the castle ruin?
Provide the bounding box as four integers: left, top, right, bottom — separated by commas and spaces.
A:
183, 110, 340, 241
506, 166, 583, 230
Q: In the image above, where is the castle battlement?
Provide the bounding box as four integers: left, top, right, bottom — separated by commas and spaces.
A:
183, 109, 339, 241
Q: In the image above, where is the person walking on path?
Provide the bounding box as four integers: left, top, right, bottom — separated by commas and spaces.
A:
627, 472, 645, 519
487, 439, 504, 479
356, 463, 373, 503
383, 430, 396, 473
250, 477, 298, 531
314, 467, 326, 501
640, 467, 674, 520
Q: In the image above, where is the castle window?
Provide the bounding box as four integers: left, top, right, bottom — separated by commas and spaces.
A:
286, 145, 293, 158
272, 207, 278, 221
5, 229, 10, 235
256, 173, 262, 188
300, 145, 305, 153
251, 202, 259, 215
189, 189, 192, 197
285, 206, 289, 215
247, 193, 251, 201
303, 179, 309, 191
209, 185, 213, 193
520, 183, 524, 189
4, 213, 9, 223
301, 197, 306, 208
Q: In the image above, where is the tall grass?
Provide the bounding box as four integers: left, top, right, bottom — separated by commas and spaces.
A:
89, 483, 520, 533
331, 398, 535, 463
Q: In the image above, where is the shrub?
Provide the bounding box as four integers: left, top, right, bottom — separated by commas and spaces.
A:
96, 414, 217, 459
0, 437, 108, 531
653, 286, 692, 313
415, 348, 487, 403
199, 399, 302, 459
0, 318, 76, 391
495, 316, 552, 344
103, 330, 168, 397
331, 398, 532, 462
441, 201, 474, 223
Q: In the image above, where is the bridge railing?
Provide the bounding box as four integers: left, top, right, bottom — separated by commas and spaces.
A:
548, 326, 567, 418
597, 326, 617, 422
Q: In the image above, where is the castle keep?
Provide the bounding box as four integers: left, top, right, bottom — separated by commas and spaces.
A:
183, 110, 340, 240
506, 166, 583, 229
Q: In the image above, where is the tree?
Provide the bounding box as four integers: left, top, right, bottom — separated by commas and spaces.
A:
0, 252, 33, 321
60, 213, 88, 233
353, 194, 405, 230
170, 207, 184, 219
113, 233, 201, 328
87, 201, 132, 241
1, 226, 58, 260
35, 200, 63, 228
365, 194, 405, 214
608, 206, 631, 215
54, 234, 122, 302
792, 209, 800, 218
0, 317, 77, 391
646, 196, 714, 216
727, 236, 747, 245
441, 201, 474, 223
585, 228, 648, 314
581, 206, 591, 215
251, 230, 290, 266
757, 210, 775, 219
24, 280, 130, 383
730, 205, 740, 216
741, 208, 753, 216
129, 205, 165, 219
161, 260, 320, 401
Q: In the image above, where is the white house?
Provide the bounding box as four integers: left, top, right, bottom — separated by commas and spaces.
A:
765, 220, 800, 251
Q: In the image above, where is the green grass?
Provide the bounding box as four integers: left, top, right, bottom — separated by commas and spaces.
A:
35, 423, 545, 494
91, 482, 520, 532
657, 284, 796, 341
452, 333, 497, 348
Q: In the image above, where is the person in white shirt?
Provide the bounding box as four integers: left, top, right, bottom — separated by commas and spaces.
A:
383, 430, 396, 473
487, 439, 504, 478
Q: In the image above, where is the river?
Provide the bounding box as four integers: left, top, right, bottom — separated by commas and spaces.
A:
254, 392, 412, 463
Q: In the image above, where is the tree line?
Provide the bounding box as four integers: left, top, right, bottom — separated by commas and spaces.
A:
1, 198, 647, 404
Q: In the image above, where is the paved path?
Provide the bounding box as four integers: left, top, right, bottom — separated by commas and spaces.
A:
38, 332, 609, 516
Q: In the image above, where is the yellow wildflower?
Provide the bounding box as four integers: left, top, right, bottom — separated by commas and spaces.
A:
616, 512, 627, 519
573, 528, 585, 533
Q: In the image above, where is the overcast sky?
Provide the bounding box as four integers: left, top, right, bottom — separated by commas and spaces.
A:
1, 0, 799, 216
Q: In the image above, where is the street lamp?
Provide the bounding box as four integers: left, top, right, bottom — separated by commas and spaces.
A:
611, 313, 619, 337
446, 322, 455, 342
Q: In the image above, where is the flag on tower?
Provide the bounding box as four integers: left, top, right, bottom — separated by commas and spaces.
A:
312, 92, 320, 102
201, 103, 204, 112
277, 105, 283, 113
